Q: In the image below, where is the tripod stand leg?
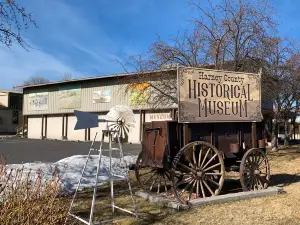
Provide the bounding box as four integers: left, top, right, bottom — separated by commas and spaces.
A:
65, 132, 98, 225
117, 135, 139, 219
89, 132, 104, 224
111, 179, 115, 215
109, 132, 115, 215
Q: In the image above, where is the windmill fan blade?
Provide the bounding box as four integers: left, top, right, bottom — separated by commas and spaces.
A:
106, 105, 136, 124
125, 122, 135, 128
74, 110, 99, 130
123, 124, 130, 134
105, 105, 136, 138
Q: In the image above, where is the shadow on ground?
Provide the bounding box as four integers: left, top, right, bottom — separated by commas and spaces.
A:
270, 173, 300, 187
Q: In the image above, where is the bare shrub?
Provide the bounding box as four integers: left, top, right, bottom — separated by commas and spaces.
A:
0, 155, 74, 225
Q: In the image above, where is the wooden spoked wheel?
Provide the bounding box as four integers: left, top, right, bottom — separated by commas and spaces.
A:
239, 148, 271, 191
135, 151, 172, 194
171, 141, 225, 204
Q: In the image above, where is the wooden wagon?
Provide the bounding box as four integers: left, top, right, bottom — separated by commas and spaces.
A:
134, 67, 271, 205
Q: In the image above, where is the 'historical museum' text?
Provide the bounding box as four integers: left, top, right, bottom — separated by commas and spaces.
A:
188, 75, 253, 118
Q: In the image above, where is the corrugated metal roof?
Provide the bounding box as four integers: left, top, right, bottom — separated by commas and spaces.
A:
15, 68, 177, 89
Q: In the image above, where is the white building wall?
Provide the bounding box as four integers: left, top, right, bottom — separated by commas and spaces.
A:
22, 71, 177, 116
67, 115, 85, 141
27, 116, 42, 139
0, 93, 8, 107
90, 114, 111, 143
26, 110, 174, 143
47, 115, 62, 140
127, 112, 140, 144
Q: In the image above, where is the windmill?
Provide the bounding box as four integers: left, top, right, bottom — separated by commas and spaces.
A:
66, 105, 138, 225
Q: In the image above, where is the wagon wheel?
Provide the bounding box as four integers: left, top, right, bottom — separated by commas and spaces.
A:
239, 148, 270, 191
135, 151, 172, 194
171, 141, 225, 204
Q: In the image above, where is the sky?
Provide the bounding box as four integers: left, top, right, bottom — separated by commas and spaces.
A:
1, 0, 300, 90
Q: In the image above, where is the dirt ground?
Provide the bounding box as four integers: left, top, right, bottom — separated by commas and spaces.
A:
69, 146, 300, 225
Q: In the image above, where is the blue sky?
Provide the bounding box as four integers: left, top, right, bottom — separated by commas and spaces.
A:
1, 0, 299, 89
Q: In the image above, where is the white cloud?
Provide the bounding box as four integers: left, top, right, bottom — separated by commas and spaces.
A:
0, 44, 78, 89
0, 0, 147, 89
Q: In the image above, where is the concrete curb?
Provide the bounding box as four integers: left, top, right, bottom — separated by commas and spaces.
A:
135, 191, 189, 211
136, 186, 284, 210
0, 135, 16, 139
188, 186, 284, 208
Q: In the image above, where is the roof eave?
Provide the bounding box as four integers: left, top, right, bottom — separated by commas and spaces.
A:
15, 68, 177, 89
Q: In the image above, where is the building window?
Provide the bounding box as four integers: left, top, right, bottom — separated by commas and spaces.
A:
12, 110, 19, 124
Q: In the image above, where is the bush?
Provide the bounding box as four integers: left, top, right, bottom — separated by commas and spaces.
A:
0, 155, 74, 225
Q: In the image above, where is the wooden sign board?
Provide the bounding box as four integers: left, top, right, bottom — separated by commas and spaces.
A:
178, 67, 263, 123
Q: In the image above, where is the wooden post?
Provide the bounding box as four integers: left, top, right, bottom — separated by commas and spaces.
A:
62, 114, 65, 140
252, 122, 257, 148
140, 110, 146, 143
139, 110, 142, 143
171, 109, 176, 120
65, 114, 68, 139
44, 115, 47, 139
183, 124, 189, 145
22, 115, 25, 138
41, 115, 44, 139
142, 110, 145, 123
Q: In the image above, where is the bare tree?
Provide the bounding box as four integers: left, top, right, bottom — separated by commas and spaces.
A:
259, 37, 300, 150
280, 53, 300, 146
190, 0, 277, 71
60, 72, 73, 81
118, 0, 278, 109
0, 0, 36, 49
22, 76, 50, 86
13, 75, 50, 91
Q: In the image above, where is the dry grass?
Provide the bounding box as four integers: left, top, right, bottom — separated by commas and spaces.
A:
71, 147, 300, 225
0, 155, 76, 225
156, 147, 300, 225
68, 174, 171, 225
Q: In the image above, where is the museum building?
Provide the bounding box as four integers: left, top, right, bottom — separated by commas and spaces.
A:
20, 68, 273, 144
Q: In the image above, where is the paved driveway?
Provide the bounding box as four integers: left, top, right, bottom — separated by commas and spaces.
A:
0, 137, 142, 164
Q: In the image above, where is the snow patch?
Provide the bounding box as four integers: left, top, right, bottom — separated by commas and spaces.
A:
4, 155, 137, 194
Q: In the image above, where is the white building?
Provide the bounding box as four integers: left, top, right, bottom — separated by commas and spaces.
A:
20, 69, 177, 143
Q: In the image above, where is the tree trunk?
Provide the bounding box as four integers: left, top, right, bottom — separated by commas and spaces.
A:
271, 120, 279, 152
284, 120, 290, 146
